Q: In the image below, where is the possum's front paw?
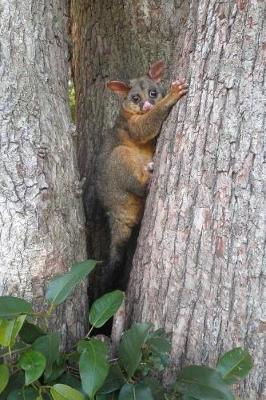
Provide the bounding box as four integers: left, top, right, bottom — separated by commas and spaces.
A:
146, 161, 154, 173
147, 161, 154, 173
144, 162, 154, 191
170, 79, 188, 99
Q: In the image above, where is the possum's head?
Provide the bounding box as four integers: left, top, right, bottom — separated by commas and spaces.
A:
106, 60, 165, 114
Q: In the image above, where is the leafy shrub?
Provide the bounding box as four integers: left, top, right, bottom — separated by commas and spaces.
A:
0, 260, 253, 399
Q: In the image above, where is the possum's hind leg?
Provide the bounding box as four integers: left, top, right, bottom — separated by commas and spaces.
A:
109, 215, 132, 265
108, 192, 144, 267
105, 215, 133, 291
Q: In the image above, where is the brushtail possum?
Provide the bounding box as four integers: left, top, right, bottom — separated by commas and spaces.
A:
96, 60, 188, 286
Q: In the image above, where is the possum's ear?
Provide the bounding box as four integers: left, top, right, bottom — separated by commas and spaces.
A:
106, 80, 131, 96
148, 60, 166, 82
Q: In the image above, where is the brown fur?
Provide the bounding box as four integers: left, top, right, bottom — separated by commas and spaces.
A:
96, 61, 188, 277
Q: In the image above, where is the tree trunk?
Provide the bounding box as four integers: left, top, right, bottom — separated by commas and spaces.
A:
0, 0, 87, 346
127, 1, 266, 398
71, 0, 265, 396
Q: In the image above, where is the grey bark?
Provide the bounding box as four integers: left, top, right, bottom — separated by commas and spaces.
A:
0, 0, 87, 346
71, 0, 265, 397
127, 1, 266, 398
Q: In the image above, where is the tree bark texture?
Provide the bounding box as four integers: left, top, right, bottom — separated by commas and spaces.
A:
71, 0, 265, 396
126, 1, 266, 398
0, 0, 87, 346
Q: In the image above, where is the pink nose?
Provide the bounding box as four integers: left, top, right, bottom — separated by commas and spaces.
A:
142, 101, 153, 111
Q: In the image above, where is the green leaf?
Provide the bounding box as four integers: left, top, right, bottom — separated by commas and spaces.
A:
7, 387, 39, 400
0, 371, 24, 400
174, 366, 234, 400
0, 319, 15, 347
0, 315, 26, 347
44, 360, 65, 383
58, 374, 82, 391
97, 394, 119, 400
118, 322, 151, 379
118, 383, 154, 400
79, 339, 109, 399
50, 384, 85, 400
46, 260, 97, 306
89, 290, 124, 328
216, 347, 253, 385
0, 297, 32, 318
99, 363, 126, 394
141, 377, 164, 400
0, 365, 9, 394
77, 339, 90, 353
18, 350, 46, 385
146, 336, 171, 354
32, 334, 60, 380
19, 320, 46, 344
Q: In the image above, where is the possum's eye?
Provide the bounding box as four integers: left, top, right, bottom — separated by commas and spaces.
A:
131, 94, 140, 103
149, 89, 157, 98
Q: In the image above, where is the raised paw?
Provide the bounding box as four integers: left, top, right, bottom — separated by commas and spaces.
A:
170, 79, 188, 99
146, 161, 154, 173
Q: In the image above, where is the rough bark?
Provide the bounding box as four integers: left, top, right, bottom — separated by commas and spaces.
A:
0, 0, 87, 346
71, 0, 265, 396
127, 1, 266, 398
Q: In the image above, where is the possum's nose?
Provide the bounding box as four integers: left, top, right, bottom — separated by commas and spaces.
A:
142, 101, 153, 112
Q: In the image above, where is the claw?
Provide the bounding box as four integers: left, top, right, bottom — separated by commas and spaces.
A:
144, 161, 154, 173
147, 161, 154, 173
170, 79, 189, 97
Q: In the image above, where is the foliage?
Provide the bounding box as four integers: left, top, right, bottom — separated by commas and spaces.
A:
0, 260, 252, 400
